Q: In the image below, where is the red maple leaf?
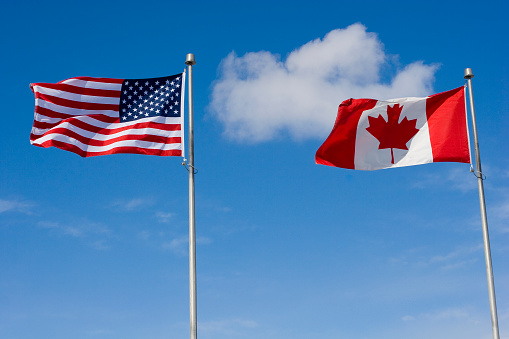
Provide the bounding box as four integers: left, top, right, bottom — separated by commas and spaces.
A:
365, 104, 419, 164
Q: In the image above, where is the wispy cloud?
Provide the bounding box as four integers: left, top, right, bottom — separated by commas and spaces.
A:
110, 197, 153, 212
199, 318, 258, 336
155, 211, 173, 223
210, 23, 437, 143
412, 167, 476, 192
390, 244, 482, 271
490, 196, 509, 233
162, 236, 212, 256
37, 219, 111, 249
429, 245, 482, 270
0, 198, 34, 214
401, 307, 474, 327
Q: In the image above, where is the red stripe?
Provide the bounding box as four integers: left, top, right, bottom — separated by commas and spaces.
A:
36, 83, 121, 98
316, 98, 377, 169
57, 76, 124, 84
34, 139, 181, 158
426, 87, 470, 163
34, 92, 119, 111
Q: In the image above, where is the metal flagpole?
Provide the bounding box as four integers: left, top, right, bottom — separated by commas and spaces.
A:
464, 68, 500, 339
186, 53, 197, 339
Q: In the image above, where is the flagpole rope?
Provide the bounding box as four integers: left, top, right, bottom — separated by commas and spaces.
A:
470, 166, 486, 180
182, 161, 198, 174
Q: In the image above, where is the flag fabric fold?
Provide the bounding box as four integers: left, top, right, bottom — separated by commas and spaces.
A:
315, 86, 471, 170
30, 73, 185, 157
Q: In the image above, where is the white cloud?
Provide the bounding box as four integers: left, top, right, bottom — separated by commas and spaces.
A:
210, 23, 438, 143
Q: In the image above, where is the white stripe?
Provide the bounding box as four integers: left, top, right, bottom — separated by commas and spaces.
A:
180, 69, 186, 159
36, 98, 119, 117
31, 120, 181, 140
35, 86, 120, 105
34, 112, 63, 125
32, 133, 181, 152
354, 98, 433, 170
59, 78, 123, 91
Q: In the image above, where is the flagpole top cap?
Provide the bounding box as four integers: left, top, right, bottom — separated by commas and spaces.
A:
464, 68, 474, 79
185, 53, 196, 66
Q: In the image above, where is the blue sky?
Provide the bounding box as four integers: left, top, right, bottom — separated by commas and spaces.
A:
1, 1, 508, 338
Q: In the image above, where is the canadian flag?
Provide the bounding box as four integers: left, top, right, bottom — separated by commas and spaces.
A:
316, 86, 471, 170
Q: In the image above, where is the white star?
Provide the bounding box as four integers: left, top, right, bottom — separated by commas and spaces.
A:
145, 81, 149, 86
122, 116, 127, 120
155, 81, 159, 85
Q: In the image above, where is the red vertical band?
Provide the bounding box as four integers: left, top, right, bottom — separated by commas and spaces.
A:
316, 98, 377, 169
426, 86, 470, 163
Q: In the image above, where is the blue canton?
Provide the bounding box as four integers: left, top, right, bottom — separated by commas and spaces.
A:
119, 74, 182, 122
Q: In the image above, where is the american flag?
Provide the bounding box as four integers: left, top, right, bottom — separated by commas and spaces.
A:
30, 72, 185, 157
